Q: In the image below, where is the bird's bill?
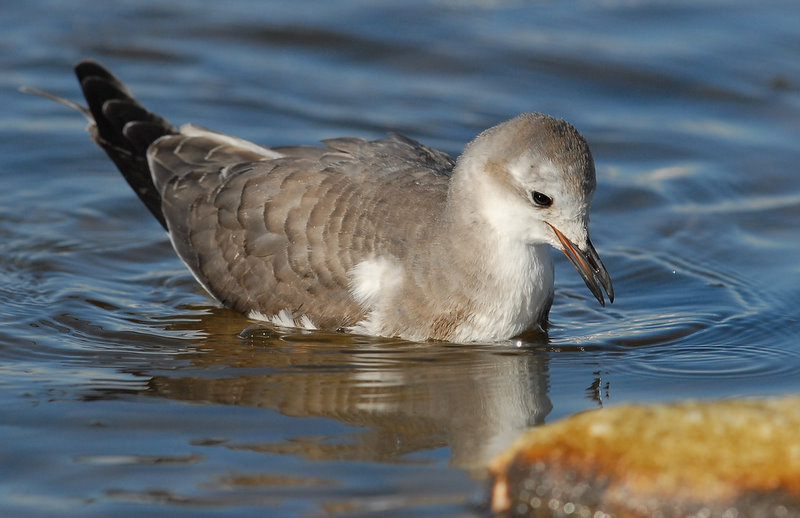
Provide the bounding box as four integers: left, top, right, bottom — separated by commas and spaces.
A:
548, 224, 614, 306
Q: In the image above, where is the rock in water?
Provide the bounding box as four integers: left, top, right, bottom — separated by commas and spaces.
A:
490, 397, 800, 517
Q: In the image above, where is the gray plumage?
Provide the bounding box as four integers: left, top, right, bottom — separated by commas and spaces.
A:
37, 60, 613, 342
151, 128, 455, 332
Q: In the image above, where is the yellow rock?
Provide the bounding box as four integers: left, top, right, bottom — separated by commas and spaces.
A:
490, 397, 800, 517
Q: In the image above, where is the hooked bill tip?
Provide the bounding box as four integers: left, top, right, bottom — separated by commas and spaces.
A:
547, 223, 613, 307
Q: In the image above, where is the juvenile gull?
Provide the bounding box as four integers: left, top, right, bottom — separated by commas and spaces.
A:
35, 60, 613, 342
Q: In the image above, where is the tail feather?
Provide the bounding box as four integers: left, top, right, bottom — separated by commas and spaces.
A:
75, 60, 177, 229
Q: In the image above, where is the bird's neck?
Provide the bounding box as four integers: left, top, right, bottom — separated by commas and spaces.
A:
426, 178, 555, 341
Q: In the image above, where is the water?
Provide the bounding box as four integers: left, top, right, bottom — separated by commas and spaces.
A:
2, 0, 800, 516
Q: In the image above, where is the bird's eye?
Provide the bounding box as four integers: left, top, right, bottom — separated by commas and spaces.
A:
531, 191, 552, 207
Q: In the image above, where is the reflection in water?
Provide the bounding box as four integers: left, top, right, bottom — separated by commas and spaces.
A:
140, 308, 552, 478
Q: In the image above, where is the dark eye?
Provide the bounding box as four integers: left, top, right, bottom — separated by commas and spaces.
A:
531, 191, 552, 207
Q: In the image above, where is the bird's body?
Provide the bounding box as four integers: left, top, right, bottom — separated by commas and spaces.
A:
35, 61, 613, 342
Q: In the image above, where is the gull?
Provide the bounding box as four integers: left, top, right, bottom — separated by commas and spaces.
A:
27, 60, 613, 342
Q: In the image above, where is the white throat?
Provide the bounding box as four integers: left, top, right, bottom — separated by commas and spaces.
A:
443, 166, 556, 342
450, 237, 554, 342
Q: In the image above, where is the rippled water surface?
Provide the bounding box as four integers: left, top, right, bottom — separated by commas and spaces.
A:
3, 1, 800, 516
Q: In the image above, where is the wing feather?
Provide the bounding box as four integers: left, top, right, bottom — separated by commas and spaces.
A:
149, 129, 454, 330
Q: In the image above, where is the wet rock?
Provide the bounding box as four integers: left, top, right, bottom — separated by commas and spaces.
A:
490, 397, 800, 517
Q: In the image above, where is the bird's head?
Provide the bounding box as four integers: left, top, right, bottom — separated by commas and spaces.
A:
458, 113, 614, 305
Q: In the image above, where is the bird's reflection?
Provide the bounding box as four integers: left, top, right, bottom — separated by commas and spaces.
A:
141, 306, 553, 477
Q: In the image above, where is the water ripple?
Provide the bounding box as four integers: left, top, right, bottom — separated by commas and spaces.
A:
619, 340, 800, 381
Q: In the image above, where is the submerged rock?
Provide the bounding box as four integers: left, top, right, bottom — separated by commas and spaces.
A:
490, 397, 800, 517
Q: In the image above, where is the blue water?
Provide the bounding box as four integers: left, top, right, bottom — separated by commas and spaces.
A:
2, 1, 800, 516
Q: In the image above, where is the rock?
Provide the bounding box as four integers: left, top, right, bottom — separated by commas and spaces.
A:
490, 397, 800, 517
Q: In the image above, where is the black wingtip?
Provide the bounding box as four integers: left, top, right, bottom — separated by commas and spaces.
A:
75, 60, 123, 87
73, 60, 176, 230
80, 76, 136, 146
